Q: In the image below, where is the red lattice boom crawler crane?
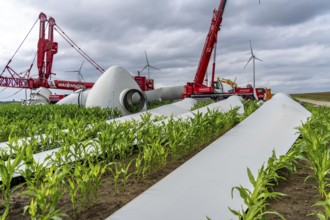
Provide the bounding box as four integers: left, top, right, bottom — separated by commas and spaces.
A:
0, 12, 101, 101
0, 12, 154, 102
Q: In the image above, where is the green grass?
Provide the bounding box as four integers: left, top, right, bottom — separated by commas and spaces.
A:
291, 92, 330, 102
147, 100, 173, 110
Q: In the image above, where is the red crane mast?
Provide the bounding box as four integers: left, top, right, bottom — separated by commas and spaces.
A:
0, 12, 96, 93
182, 0, 227, 98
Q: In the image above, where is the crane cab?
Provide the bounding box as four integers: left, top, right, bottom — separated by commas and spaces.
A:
212, 80, 224, 93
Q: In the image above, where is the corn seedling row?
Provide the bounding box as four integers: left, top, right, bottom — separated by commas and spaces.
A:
229, 104, 330, 219
229, 147, 303, 220
297, 106, 330, 219
0, 101, 258, 219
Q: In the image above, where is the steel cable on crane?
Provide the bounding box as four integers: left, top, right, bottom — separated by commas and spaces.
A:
1, 17, 39, 75
0, 87, 7, 93
54, 25, 105, 73
0, 88, 24, 100
26, 51, 38, 77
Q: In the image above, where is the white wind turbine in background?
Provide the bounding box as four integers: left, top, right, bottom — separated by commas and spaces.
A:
66, 61, 86, 82
140, 51, 160, 78
244, 40, 262, 92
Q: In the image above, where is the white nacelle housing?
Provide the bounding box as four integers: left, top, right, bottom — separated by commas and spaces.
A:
85, 66, 147, 115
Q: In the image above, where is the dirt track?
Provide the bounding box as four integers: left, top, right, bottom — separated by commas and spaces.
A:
297, 98, 330, 107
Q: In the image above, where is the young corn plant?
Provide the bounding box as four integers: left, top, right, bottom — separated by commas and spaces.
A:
0, 139, 32, 219
310, 191, 330, 220
134, 153, 144, 180
138, 133, 168, 177
76, 164, 94, 208
229, 166, 285, 220
66, 178, 79, 215
88, 160, 107, 203
65, 164, 84, 214
24, 164, 68, 220
97, 121, 136, 162
0, 156, 22, 219
163, 118, 186, 161
119, 160, 134, 190
240, 100, 259, 121
297, 106, 330, 218
108, 162, 122, 194
108, 160, 134, 193
298, 118, 330, 197
229, 147, 300, 220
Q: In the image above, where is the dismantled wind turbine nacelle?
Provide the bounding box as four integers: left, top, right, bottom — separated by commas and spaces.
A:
58, 66, 147, 115
85, 66, 147, 115
58, 65, 185, 115
23, 87, 51, 105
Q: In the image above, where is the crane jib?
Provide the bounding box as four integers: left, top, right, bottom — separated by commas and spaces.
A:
222, 0, 227, 11
193, 0, 227, 84
182, 0, 229, 99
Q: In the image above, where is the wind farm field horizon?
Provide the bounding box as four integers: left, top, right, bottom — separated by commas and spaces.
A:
290, 91, 330, 102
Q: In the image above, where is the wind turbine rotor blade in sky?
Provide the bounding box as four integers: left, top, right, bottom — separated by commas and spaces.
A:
79, 61, 85, 71
149, 65, 160, 70
255, 57, 263, 62
145, 51, 150, 65
249, 40, 254, 56
244, 56, 253, 69
65, 61, 86, 82
140, 65, 148, 73
80, 74, 85, 82
78, 61, 85, 81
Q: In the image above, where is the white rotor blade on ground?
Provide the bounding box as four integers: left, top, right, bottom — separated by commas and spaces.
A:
106, 93, 311, 220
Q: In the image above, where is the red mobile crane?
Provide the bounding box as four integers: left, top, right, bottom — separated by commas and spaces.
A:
182, 0, 268, 100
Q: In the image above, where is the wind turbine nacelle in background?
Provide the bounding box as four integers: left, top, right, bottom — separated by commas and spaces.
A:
85, 66, 147, 116
57, 65, 185, 113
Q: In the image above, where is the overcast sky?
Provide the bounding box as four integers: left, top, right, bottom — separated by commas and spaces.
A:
0, 0, 330, 101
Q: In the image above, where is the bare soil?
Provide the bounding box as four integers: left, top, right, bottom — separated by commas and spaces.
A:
266, 159, 323, 220
3, 98, 329, 219
4, 147, 206, 220
4, 156, 324, 220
